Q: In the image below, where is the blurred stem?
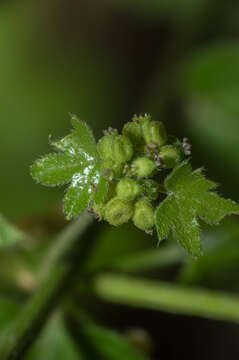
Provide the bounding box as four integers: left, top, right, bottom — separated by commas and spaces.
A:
0, 211, 94, 360
94, 273, 239, 324
110, 245, 184, 273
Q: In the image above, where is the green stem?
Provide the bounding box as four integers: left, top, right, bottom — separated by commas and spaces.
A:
110, 245, 184, 273
94, 273, 239, 324
0, 211, 94, 360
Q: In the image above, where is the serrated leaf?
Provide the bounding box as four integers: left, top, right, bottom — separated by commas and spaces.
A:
50, 115, 98, 159
155, 161, 239, 257
0, 214, 25, 247
31, 116, 108, 219
31, 153, 86, 186
63, 166, 99, 219
94, 170, 108, 205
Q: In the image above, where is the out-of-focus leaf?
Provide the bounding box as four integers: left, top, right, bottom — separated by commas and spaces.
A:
179, 220, 239, 290
0, 298, 19, 330
94, 273, 239, 324
76, 323, 148, 360
25, 311, 147, 360
181, 44, 239, 178
25, 314, 81, 360
0, 214, 25, 247
0, 297, 19, 343
155, 161, 239, 257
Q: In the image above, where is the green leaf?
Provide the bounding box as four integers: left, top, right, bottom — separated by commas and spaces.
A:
77, 324, 148, 360
25, 314, 81, 360
0, 214, 25, 247
181, 44, 239, 179
155, 161, 239, 257
93, 171, 108, 205
31, 116, 108, 219
63, 167, 99, 220
31, 153, 86, 186
179, 221, 239, 290
51, 116, 98, 159
0, 297, 19, 335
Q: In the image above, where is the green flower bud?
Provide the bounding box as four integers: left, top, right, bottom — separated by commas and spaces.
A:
133, 200, 155, 232
140, 179, 160, 201
132, 114, 151, 126
112, 135, 134, 164
159, 145, 182, 169
97, 134, 117, 160
132, 157, 157, 178
92, 181, 117, 219
102, 160, 123, 179
97, 135, 133, 164
142, 120, 167, 147
116, 178, 141, 201
123, 121, 144, 150
104, 197, 134, 226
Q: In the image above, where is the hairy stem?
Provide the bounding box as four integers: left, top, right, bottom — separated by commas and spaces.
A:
0, 211, 94, 360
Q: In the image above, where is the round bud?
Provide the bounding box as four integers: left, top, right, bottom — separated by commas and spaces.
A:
116, 178, 141, 201
158, 145, 182, 169
92, 181, 117, 219
97, 135, 133, 165
133, 200, 155, 231
123, 121, 144, 150
102, 160, 123, 179
140, 179, 160, 201
132, 114, 151, 125
132, 157, 157, 178
97, 134, 117, 160
104, 197, 134, 226
142, 120, 167, 147
112, 135, 134, 164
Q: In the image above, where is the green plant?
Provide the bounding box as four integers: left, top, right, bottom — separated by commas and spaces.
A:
31, 113, 239, 258
1, 113, 239, 360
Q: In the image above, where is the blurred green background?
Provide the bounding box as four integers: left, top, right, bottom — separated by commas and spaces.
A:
1, 0, 239, 359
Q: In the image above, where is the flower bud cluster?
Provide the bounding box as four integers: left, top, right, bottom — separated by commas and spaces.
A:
92, 114, 190, 233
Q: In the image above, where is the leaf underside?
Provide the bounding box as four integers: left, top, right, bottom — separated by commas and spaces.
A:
155, 161, 239, 257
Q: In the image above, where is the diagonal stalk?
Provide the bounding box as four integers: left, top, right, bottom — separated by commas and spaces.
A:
0, 211, 94, 360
